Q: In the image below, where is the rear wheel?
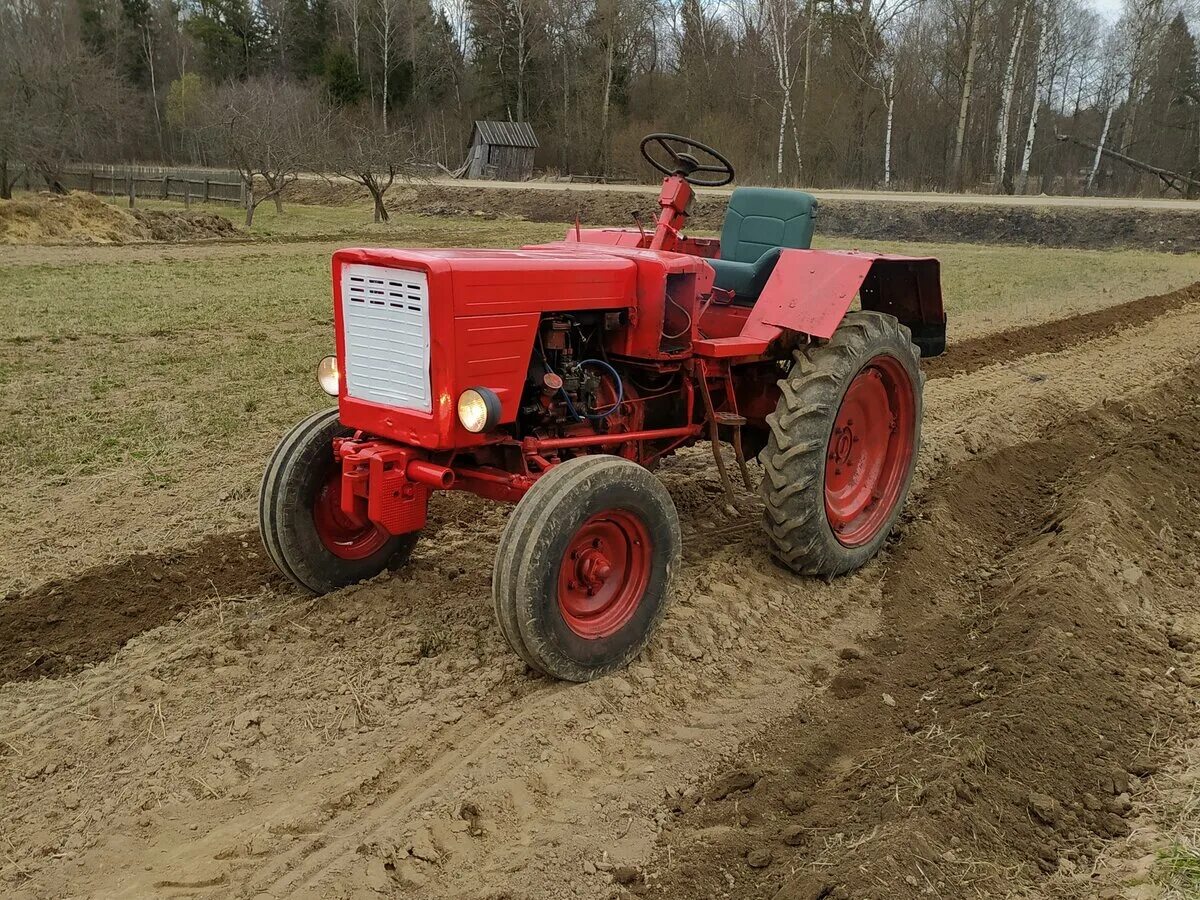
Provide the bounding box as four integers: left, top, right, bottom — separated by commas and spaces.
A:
260, 408, 418, 594
760, 311, 923, 576
493, 455, 681, 681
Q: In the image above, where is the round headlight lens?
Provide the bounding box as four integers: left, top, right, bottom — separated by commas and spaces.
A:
457, 388, 500, 433
317, 355, 340, 396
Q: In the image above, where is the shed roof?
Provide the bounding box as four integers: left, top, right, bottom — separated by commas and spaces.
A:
472, 120, 539, 149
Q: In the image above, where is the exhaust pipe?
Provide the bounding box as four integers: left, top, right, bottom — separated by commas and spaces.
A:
406, 459, 455, 489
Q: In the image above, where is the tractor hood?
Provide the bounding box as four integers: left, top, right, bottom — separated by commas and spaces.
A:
329, 246, 640, 451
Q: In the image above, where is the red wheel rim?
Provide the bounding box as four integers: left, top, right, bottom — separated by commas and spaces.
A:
824, 354, 916, 548
557, 511, 652, 639
312, 469, 390, 560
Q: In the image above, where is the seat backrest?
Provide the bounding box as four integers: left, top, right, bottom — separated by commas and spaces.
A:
719, 187, 819, 263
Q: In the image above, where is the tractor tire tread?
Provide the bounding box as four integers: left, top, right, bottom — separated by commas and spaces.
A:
494, 455, 681, 682
759, 311, 923, 577
260, 406, 418, 595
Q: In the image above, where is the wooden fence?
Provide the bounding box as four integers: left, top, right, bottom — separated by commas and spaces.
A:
57, 164, 245, 207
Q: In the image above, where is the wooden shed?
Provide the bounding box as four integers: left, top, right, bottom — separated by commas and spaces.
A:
466, 120, 539, 181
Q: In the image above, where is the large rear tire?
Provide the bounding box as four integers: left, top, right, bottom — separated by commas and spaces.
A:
493, 455, 681, 682
760, 311, 923, 576
260, 408, 418, 594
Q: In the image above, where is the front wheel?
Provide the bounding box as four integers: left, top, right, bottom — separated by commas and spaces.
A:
259, 408, 418, 594
760, 311, 923, 576
493, 455, 682, 682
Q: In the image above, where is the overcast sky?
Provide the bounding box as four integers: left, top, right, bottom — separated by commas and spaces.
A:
1088, 0, 1124, 20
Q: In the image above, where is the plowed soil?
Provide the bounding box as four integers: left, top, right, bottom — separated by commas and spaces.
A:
2, 285, 1200, 899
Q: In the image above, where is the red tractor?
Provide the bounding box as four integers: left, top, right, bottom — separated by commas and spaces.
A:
260, 134, 946, 682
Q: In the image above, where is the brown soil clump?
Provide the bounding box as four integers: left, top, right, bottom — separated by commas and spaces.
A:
927, 280, 1200, 378
131, 208, 239, 241
650, 361, 1200, 899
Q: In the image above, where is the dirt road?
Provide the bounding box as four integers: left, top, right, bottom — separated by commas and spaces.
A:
430, 176, 1200, 212
2, 282, 1199, 898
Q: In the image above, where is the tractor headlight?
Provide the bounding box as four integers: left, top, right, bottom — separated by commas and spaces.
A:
457, 388, 501, 433
317, 355, 340, 396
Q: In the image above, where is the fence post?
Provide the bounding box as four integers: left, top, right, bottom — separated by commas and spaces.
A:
184, 181, 191, 208
161, 175, 169, 200
88, 171, 95, 194
204, 178, 210, 202
128, 174, 135, 208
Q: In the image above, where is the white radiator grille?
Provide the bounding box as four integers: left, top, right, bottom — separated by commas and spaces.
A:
340, 264, 431, 413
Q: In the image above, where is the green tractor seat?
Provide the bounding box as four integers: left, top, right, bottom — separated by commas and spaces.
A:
707, 187, 819, 301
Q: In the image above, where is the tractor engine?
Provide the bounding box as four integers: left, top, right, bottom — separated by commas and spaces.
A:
515, 313, 681, 459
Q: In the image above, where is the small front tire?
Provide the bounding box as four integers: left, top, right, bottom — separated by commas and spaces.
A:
493, 455, 681, 682
259, 407, 418, 594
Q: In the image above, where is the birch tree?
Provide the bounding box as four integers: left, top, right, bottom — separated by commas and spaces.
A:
1017, 0, 1050, 186
950, 0, 983, 189
994, 0, 1031, 190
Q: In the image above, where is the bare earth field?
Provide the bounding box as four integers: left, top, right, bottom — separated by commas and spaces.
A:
1, 194, 1199, 899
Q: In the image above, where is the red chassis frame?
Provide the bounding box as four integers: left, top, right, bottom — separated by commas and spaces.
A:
328, 174, 944, 539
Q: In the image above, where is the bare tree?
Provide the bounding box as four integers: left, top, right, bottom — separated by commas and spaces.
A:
323, 111, 424, 222
202, 77, 325, 226
3, 50, 130, 193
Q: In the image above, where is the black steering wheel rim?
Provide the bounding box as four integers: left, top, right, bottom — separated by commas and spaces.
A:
639, 133, 735, 187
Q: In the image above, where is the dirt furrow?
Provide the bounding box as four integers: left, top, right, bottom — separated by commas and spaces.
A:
925, 280, 1200, 379
3, 297, 1200, 899
646, 361, 1200, 900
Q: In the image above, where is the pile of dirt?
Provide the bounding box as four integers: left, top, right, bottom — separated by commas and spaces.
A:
408, 184, 1200, 252
0, 191, 150, 244
130, 208, 239, 241
648, 361, 1200, 899
0, 191, 239, 244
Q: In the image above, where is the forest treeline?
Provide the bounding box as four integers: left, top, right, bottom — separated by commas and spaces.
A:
1, 0, 1198, 198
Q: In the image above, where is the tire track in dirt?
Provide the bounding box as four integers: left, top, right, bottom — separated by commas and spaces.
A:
925, 280, 1200, 379
647, 360, 1200, 900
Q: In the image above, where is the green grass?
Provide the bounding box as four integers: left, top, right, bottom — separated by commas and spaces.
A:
1158, 841, 1200, 897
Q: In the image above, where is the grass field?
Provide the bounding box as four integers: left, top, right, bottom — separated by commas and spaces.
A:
1, 198, 1197, 590
5, 200, 1199, 485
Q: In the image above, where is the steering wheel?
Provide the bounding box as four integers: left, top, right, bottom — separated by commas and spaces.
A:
639, 133, 735, 188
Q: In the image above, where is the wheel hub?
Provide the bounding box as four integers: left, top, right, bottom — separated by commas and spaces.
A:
824, 356, 916, 548
312, 469, 390, 560
558, 511, 651, 639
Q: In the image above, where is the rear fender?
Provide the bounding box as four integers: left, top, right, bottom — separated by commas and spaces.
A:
742, 249, 946, 356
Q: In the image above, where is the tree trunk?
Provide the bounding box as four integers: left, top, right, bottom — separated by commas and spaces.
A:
367, 181, 388, 222
599, 32, 614, 174
950, 0, 982, 191
381, 3, 391, 133
515, 0, 527, 122
776, 103, 787, 179
0, 157, 10, 200
1088, 103, 1114, 192
884, 66, 895, 187
245, 184, 256, 226
994, 0, 1030, 191
1018, 11, 1049, 188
